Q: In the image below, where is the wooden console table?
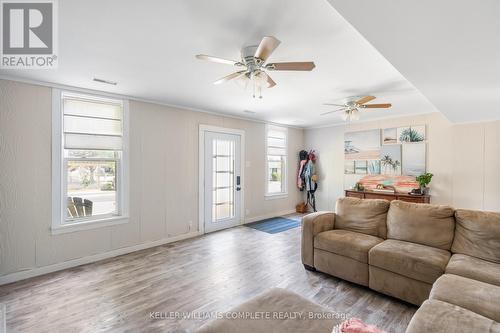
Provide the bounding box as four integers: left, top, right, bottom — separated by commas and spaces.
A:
345, 190, 430, 204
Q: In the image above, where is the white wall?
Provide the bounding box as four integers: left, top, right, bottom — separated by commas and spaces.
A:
305, 112, 500, 212
452, 121, 500, 212
0, 79, 304, 280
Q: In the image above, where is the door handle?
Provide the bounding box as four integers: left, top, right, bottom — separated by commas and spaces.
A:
236, 187, 241, 191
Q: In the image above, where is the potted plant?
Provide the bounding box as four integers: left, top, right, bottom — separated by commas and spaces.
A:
353, 182, 365, 191
416, 173, 433, 195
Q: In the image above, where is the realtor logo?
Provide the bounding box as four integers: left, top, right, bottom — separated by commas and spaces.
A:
1, 0, 58, 68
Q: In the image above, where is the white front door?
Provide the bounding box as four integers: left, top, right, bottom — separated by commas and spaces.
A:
203, 131, 242, 233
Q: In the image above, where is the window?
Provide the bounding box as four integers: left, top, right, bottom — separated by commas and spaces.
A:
52, 90, 129, 232
265, 125, 287, 196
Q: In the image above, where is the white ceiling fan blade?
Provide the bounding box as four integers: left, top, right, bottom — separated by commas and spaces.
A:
323, 103, 346, 107
256, 71, 276, 88
196, 54, 242, 66
213, 71, 246, 85
320, 108, 347, 116
254, 36, 281, 61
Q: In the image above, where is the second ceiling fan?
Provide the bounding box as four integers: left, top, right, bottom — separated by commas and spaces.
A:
321, 96, 392, 121
196, 36, 315, 98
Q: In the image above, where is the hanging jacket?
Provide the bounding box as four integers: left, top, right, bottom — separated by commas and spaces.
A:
297, 159, 307, 190
303, 160, 315, 192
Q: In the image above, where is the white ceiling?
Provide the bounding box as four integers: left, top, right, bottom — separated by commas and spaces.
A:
328, 0, 500, 123
0, 0, 439, 127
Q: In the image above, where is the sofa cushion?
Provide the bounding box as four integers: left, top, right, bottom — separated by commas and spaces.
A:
446, 254, 500, 287
314, 230, 383, 263
335, 197, 390, 238
386, 200, 455, 250
430, 274, 500, 322
369, 266, 432, 306
451, 209, 500, 263
406, 299, 500, 333
315, 249, 369, 286
369, 239, 450, 284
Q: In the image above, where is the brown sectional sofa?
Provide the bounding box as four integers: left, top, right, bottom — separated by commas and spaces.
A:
302, 197, 500, 333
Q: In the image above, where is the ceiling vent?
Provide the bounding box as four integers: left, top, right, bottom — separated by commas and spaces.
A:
93, 77, 117, 85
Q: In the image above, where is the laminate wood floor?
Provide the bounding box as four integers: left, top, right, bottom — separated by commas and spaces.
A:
0, 215, 417, 332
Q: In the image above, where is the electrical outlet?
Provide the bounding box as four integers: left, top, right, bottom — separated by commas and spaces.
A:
188, 221, 193, 231
245, 209, 250, 216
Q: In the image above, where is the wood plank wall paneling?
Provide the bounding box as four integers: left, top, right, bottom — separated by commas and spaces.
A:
0, 79, 304, 279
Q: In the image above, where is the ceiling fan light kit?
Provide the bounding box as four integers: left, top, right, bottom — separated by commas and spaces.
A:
196, 36, 315, 98
341, 109, 360, 121
322, 95, 392, 122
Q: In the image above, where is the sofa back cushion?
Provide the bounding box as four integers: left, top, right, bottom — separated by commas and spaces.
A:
387, 200, 455, 250
335, 197, 390, 238
451, 209, 500, 263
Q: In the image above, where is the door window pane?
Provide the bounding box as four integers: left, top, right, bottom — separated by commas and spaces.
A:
212, 139, 235, 221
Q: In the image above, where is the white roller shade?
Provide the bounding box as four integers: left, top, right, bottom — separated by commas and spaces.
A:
64, 133, 123, 150
267, 147, 286, 156
63, 96, 123, 150
267, 125, 287, 156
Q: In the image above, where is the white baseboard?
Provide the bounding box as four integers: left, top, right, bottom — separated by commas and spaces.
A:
244, 209, 297, 224
0, 231, 201, 286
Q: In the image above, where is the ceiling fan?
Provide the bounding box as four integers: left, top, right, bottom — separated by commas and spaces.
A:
196, 36, 315, 98
321, 96, 392, 121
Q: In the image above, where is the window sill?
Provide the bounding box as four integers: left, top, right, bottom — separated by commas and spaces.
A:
51, 216, 129, 235
265, 193, 288, 200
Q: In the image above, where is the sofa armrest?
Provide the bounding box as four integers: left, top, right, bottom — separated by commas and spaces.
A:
301, 211, 335, 268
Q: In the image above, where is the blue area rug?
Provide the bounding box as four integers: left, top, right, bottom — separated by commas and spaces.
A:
245, 217, 301, 234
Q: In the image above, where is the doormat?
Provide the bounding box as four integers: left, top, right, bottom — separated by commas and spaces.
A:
245, 217, 301, 234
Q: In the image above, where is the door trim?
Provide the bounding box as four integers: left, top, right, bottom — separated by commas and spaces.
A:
198, 125, 245, 234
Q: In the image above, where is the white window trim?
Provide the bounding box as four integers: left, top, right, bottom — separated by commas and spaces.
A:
265, 124, 288, 198
51, 88, 130, 235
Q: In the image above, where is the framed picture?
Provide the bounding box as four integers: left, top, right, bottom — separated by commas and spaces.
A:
411, 125, 426, 142
382, 128, 397, 144
344, 160, 355, 174
397, 126, 410, 143
380, 145, 402, 175
344, 129, 381, 160
397, 125, 426, 143
354, 160, 368, 174
403, 143, 426, 176
367, 160, 381, 174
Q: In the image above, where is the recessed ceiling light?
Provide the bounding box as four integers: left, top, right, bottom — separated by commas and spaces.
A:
243, 110, 256, 114
93, 77, 117, 85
